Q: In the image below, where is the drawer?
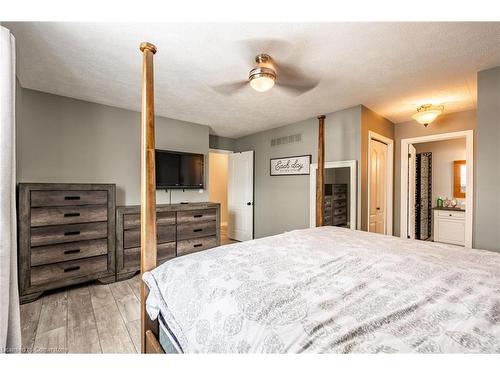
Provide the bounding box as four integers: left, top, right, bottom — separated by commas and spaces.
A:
30, 255, 107, 286
436, 210, 465, 219
31, 205, 107, 227
176, 209, 216, 224
334, 185, 347, 193
123, 224, 175, 249
123, 211, 175, 229
177, 236, 217, 256
333, 207, 347, 216
333, 215, 347, 225
177, 221, 217, 241
31, 238, 108, 266
31, 190, 108, 207
333, 193, 347, 201
30, 222, 108, 247
333, 201, 347, 208
123, 242, 176, 268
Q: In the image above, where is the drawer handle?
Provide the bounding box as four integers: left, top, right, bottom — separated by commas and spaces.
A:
193, 214, 203, 218
193, 243, 203, 248
64, 196, 81, 201
64, 266, 80, 273
64, 249, 81, 255
64, 230, 81, 236
64, 212, 81, 217
193, 228, 203, 232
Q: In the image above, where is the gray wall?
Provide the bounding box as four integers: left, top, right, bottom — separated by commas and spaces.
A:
475, 66, 500, 252
235, 106, 362, 238
16, 88, 210, 205
393, 109, 476, 237
209, 135, 236, 151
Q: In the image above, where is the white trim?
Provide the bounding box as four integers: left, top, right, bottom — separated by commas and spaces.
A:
367, 131, 394, 235
310, 160, 357, 230
209, 148, 233, 154
400, 130, 474, 248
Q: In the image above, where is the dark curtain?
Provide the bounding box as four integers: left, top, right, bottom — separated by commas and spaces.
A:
415, 152, 432, 240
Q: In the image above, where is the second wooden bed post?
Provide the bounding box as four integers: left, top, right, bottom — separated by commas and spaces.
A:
316, 115, 326, 227
139, 41, 157, 354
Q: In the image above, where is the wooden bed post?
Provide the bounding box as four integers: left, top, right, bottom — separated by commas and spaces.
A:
139, 41, 158, 354
316, 115, 326, 227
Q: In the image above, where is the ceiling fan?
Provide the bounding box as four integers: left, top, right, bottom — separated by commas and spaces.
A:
212, 46, 319, 96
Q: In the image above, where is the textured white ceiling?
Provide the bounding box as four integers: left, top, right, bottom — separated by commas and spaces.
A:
5, 22, 500, 138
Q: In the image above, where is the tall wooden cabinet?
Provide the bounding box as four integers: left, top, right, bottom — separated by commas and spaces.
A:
324, 183, 348, 227
18, 183, 116, 303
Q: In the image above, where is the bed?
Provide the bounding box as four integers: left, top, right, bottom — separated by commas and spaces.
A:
143, 226, 500, 353
136, 42, 500, 354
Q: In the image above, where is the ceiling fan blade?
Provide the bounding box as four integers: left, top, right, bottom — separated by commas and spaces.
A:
277, 81, 319, 96
276, 61, 319, 95
211, 81, 248, 95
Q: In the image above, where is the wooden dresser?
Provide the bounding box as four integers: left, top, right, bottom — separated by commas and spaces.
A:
332, 184, 348, 226
324, 183, 348, 227
18, 183, 116, 303
116, 202, 220, 280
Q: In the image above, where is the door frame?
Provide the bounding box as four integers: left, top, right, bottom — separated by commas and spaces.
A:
367, 131, 394, 235
400, 130, 474, 247
309, 160, 357, 229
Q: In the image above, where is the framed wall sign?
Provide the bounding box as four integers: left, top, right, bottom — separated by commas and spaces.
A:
270, 155, 311, 176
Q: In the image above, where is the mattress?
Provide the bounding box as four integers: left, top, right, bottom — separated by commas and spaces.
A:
158, 313, 181, 354
143, 226, 500, 353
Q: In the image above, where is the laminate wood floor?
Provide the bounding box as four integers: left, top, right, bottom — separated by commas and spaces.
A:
21, 235, 238, 354
20, 275, 142, 354
220, 225, 238, 245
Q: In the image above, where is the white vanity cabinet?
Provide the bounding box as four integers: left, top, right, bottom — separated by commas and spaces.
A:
433, 209, 465, 246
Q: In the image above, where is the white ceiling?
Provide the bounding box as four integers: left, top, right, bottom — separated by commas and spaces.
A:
5, 22, 500, 138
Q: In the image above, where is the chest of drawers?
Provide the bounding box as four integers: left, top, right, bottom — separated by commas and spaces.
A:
115, 202, 220, 280
18, 183, 116, 303
324, 184, 348, 226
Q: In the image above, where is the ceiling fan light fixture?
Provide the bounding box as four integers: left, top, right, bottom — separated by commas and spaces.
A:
249, 74, 275, 92
249, 65, 276, 92
412, 104, 444, 127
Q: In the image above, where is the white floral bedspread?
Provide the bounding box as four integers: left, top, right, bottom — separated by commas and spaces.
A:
143, 226, 500, 353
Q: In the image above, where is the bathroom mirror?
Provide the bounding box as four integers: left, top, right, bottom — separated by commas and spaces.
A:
453, 160, 466, 198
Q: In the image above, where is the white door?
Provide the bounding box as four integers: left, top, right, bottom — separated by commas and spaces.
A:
369, 139, 388, 234
407, 144, 417, 239
228, 151, 254, 241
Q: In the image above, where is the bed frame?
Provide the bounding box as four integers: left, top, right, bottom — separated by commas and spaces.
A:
138, 42, 326, 353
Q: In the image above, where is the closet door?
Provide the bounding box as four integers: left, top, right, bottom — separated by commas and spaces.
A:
227, 151, 254, 241
369, 139, 388, 234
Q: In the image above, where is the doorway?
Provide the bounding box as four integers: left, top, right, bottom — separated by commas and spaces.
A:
400, 130, 474, 247
208, 150, 232, 244
367, 131, 394, 235
309, 160, 357, 229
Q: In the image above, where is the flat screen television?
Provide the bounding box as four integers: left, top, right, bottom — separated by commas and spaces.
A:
155, 149, 204, 189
